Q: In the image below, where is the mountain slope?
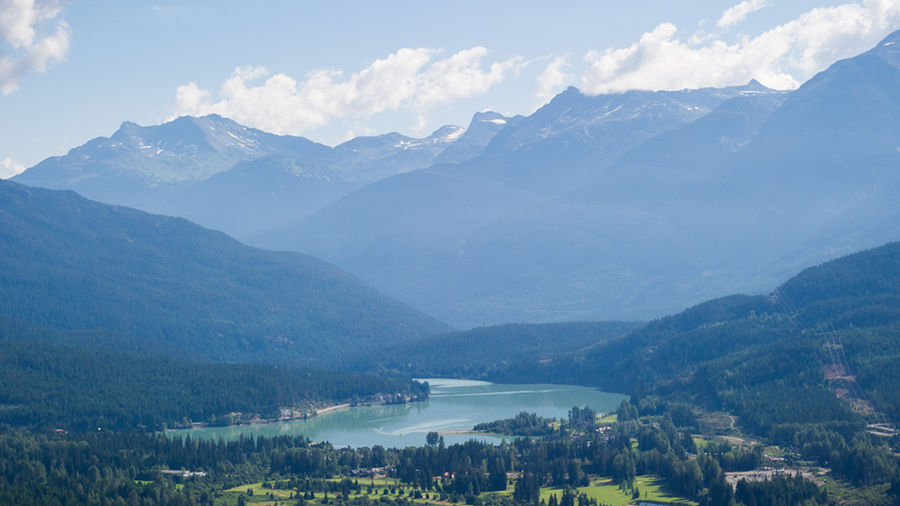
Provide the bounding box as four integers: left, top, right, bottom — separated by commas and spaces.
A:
492, 241, 900, 422
274, 32, 900, 328
352, 320, 642, 379
373, 240, 899, 441
482, 83, 754, 163
167, 154, 357, 239
432, 111, 513, 165
553, 30, 900, 316
428, 84, 791, 323
0, 327, 427, 431
0, 180, 448, 364
263, 81, 787, 326
333, 124, 467, 183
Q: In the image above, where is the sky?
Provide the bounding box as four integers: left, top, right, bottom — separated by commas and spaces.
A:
2, 0, 900, 177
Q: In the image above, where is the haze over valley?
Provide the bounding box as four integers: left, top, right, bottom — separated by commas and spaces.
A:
16, 32, 900, 327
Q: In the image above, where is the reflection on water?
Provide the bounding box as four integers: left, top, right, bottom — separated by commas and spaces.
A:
426, 378, 493, 389
173, 379, 626, 448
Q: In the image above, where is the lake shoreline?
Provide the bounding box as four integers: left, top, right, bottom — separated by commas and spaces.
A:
164, 397, 417, 432
167, 379, 627, 447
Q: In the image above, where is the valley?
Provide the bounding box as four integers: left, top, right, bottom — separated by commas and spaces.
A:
2, 13, 900, 506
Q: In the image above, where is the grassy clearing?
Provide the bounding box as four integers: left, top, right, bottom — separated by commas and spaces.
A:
220, 479, 445, 505
597, 413, 617, 424
219, 474, 695, 506
697, 411, 735, 434
818, 475, 891, 506
691, 436, 710, 451
221, 482, 299, 504
763, 445, 789, 458
539, 475, 694, 506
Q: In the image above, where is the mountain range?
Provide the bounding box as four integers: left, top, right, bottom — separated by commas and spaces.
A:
261, 31, 900, 327
15, 111, 509, 240
14, 30, 900, 328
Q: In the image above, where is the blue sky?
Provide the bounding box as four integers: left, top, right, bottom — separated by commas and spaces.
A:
2, 0, 900, 176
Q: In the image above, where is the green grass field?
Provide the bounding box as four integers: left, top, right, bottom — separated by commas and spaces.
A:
539, 475, 695, 506
221, 482, 295, 504
219, 474, 695, 506
220, 478, 445, 505
597, 413, 618, 424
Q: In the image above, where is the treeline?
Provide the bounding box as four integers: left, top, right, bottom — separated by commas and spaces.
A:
734, 474, 827, 506
0, 430, 319, 505
0, 405, 842, 506
473, 407, 601, 438
351, 321, 640, 379
473, 412, 556, 437
619, 397, 899, 491
0, 338, 427, 431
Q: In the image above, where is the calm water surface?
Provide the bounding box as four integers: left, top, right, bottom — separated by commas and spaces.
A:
174, 379, 626, 448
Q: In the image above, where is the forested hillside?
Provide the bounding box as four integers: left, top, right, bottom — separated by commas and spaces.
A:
354, 321, 641, 378
481, 241, 900, 433
0, 180, 448, 364
0, 317, 427, 431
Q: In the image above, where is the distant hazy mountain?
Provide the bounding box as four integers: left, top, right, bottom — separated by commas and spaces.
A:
261, 31, 900, 328
432, 111, 512, 165
166, 154, 358, 239
484, 83, 753, 158
332, 124, 465, 183
261, 80, 789, 325
14, 112, 509, 240
14, 114, 332, 210
0, 180, 448, 364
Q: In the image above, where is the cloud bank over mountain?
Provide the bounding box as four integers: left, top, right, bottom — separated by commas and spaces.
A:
172, 47, 524, 138
166, 0, 900, 146
581, 0, 900, 93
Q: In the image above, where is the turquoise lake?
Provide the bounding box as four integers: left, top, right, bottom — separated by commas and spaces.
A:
173, 379, 626, 448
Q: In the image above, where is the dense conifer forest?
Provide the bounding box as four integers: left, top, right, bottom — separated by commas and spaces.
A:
2, 404, 881, 505
353, 322, 641, 379
0, 317, 427, 431
0, 180, 448, 365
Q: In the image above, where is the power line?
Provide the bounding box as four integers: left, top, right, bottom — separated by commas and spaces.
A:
771, 288, 890, 426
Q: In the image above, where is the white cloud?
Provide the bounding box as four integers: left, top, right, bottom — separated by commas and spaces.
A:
1, 156, 25, 178
415, 47, 523, 107
535, 56, 571, 105
0, 0, 69, 94
172, 47, 524, 136
582, 0, 900, 94
717, 0, 769, 29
